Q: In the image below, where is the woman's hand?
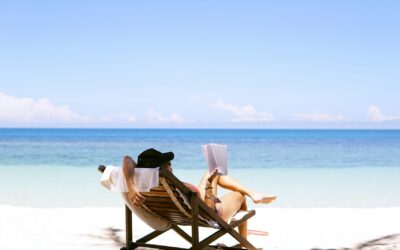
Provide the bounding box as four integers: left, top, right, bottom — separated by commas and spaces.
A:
128, 187, 145, 207
207, 169, 219, 184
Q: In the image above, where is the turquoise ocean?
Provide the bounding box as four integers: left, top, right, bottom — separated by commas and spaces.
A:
1, 129, 400, 208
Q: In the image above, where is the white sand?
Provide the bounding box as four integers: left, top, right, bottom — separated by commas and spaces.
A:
1, 206, 399, 250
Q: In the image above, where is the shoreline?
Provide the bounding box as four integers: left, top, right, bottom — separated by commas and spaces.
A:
1, 206, 399, 250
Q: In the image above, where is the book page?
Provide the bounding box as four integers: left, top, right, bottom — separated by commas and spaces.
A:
201, 144, 228, 175
201, 144, 217, 172
211, 144, 227, 175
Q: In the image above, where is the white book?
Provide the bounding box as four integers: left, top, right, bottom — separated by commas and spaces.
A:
201, 143, 228, 175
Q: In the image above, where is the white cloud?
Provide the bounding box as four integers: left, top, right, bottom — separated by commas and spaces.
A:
367, 105, 400, 122
0, 92, 89, 124
294, 112, 345, 122
98, 114, 137, 124
0, 92, 139, 126
170, 113, 184, 123
212, 99, 273, 122
146, 109, 184, 123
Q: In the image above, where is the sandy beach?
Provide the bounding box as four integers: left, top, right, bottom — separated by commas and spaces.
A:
1, 205, 399, 250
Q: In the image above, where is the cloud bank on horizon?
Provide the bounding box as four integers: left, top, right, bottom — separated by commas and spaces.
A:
367, 106, 400, 122
1, 92, 399, 128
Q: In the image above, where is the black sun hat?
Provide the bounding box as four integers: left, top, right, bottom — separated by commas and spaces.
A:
136, 148, 174, 168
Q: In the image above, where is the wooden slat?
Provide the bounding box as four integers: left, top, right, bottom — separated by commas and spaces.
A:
148, 215, 182, 222
149, 186, 166, 191
159, 218, 191, 225
163, 218, 191, 223
170, 221, 191, 226
144, 179, 213, 228
143, 196, 176, 203
141, 191, 170, 197
160, 216, 190, 222
155, 213, 190, 220
145, 201, 177, 209
159, 178, 192, 219
147, 206, 182, 213
150, 214, 193, 222
142, 177, 213, 229
159, 168, 193, 199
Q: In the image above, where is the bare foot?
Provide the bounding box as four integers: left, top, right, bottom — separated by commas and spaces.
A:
251, 193, 277, 204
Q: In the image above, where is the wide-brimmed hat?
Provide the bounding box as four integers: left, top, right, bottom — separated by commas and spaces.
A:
136, 148, 174, 168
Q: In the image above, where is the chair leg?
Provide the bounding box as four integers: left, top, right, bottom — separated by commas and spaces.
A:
191, 196, 200, 249
125, 205, 132, 249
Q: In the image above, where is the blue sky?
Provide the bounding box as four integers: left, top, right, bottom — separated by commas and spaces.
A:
1, 1, 399, 128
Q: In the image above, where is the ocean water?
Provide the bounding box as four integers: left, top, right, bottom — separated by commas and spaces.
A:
1, 128, 400, 208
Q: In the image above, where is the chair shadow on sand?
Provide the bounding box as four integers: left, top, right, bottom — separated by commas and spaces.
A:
90, 230, 399, 250
312, 233, 400, 250
85, 227, 125, 248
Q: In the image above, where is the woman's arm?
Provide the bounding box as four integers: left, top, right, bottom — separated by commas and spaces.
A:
122, 156, 145, 207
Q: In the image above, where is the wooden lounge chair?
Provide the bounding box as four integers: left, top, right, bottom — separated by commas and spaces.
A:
121, 166, 257, 250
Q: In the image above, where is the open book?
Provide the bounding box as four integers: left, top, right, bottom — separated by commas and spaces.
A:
201, 143, 228, 175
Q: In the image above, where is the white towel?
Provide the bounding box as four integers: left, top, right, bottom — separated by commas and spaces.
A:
100, 165, 159, 192
133, 167, 160, 192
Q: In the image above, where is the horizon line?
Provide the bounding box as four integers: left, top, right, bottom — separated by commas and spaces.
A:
1, 127, 400, 130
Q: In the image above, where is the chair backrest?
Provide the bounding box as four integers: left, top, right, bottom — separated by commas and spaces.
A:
139, 169, 213, 227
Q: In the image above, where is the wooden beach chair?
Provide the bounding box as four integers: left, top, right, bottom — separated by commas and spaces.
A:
121, 166, 257, 250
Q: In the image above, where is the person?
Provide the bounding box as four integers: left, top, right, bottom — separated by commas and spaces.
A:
99, 148, 277, 241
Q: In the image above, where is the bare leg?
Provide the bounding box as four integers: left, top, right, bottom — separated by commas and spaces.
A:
238, 198, 248, 239
218, 175, 277, 204
201, 172, 249, 241
218, 175, 253, 197
219, 192, 247, 240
